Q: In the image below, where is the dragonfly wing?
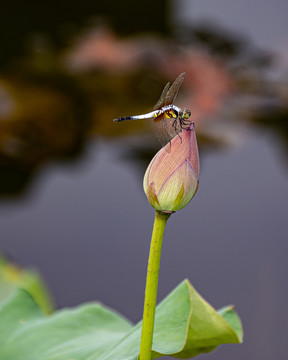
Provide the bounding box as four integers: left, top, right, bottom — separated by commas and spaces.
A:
153, 113, 172, 149
166, 116, 182, 138
153, 82, 170, 110
153, 114, 181, 152
165, 72, 186, 106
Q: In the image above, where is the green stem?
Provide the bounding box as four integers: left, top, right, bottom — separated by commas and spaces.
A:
139, 210, 171, 360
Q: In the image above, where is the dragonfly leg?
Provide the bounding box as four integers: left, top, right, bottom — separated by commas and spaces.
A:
184, 121, 194, 131
179, 118, 193, 129
172, 119, 182, 143
172, 119, 177, 131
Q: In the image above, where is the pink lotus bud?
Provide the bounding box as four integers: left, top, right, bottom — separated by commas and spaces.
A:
143, 123, 200, 213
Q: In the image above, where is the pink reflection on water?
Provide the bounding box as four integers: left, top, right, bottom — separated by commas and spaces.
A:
65, 27, 142, 72
66, 26, 233, 125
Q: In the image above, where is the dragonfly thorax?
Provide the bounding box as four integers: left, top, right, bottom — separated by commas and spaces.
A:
152, 105, 180, 119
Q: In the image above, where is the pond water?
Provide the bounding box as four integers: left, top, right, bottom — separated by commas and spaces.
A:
0, 1, 288, 359
1, 124, 287, 360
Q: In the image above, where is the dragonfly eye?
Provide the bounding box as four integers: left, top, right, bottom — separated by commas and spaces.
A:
181, 109, 191, 120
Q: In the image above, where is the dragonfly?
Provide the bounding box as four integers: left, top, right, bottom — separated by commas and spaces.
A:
113, 72, 192, 150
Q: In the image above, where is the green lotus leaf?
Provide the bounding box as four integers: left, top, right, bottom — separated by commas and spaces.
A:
0, 256, 53, 314
0, 280, 242, 360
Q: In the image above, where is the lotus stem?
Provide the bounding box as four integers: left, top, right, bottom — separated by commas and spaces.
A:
139, 210, 171, 360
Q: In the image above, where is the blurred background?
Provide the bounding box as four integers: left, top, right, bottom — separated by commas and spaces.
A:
0, 0, 287, 359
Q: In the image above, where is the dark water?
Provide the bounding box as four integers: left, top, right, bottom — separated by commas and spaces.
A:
0, 1, 288, 360
1, 128, 287, 360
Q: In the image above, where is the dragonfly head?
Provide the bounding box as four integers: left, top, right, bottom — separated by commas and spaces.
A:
180, 108, 191, 120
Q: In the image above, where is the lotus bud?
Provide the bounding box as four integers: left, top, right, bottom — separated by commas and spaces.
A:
143, 123, 200, 213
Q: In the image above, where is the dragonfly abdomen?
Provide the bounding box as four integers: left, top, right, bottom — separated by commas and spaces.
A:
114, 110, 159, 122
113, 116, 135, 122
113, 105, 182, 122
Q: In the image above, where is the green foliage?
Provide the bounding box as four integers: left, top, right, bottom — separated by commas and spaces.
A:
0, 256, 53, 314
0, 279, 242, 360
